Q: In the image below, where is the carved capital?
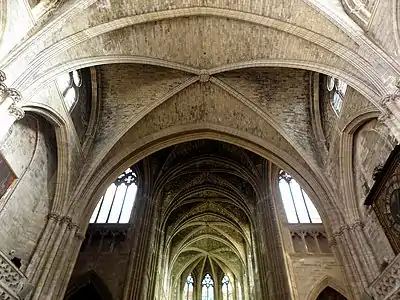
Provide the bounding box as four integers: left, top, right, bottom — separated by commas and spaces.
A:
0, 82, 7, 98
7, 88, 22, 103
61, 216, 72, 226
0, 70, 6, 82
47, 213, 61, 222
8, 104, 25, 120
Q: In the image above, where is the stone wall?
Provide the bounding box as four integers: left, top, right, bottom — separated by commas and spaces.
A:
0, 114, 57, 265
290, 255, 344, 300
68, 227, 131, 300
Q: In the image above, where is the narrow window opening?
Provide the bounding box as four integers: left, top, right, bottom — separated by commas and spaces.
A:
183, 274, 194, 300
202, 273, 214, 300
89, 168, 138, 224
278, 170, 322, 224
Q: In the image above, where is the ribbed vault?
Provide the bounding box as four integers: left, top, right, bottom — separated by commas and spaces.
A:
152, 139, 263, 299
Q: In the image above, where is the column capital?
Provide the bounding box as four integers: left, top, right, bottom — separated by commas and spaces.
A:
8, 104, 25, 120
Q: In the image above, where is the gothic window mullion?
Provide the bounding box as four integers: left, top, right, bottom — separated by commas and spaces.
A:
94, 196, 105, 223
117, 183, 130, 223
300, 188, 312, 223
106, 184, 120, 223
287, 180, 301, 223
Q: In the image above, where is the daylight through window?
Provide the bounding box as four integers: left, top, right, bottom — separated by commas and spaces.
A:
327, 76, 347, 115
89, 168, 138, 224
56, 70, 82, 111
183, 274, 194, 300
202, 274, 214, 300
222, 275, 233, 300
278, 170, 322, 223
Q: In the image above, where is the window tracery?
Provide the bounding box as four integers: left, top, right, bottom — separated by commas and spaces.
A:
327, 76, 347, 115
221, 275, 233, 300
278, 170, 322, 224
89, 168, 138, 224
56, 70, 82, 111
201, 273, 214, 300
183, 274, 194, 300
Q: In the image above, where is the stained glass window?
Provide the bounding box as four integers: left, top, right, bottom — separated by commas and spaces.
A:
183, 274, 194, 300
278, 170, 322, 224
202, 274, 214, 300
222, 275, 233, 300
89, 168, 138, 224
56, 70, 82, 111
327, 76, 347, 115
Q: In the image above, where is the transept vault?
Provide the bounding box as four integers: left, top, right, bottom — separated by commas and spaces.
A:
0, 1, 400, 300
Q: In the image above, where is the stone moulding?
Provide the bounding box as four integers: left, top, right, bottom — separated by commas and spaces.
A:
0, 250, 29, 300
369, 253, 400, 300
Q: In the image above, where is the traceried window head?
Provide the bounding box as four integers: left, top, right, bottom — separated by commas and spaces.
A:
202, 274, 214, 300
183, 274, 194, 300
327, 76, 347, 115
221, 275, 233, 300
56, 70, 82, 111
89, 168, 138, 224
278, 170, 322, 224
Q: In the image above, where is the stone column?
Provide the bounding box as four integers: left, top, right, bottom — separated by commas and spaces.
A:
330, 221, 380, 299
25, 214, 80, 300
254, 195, 292, 299
0, 70, 24, 143
121, 194, 159, 300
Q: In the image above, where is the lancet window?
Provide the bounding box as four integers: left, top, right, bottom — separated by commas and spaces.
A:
278, 170, 322, 224
183, 274, 194, 300
221, 275, 233, 300
201, 274, 214, 300
327, 76, 347, 115
89, 167, 138, 224
56, 70, 82, 111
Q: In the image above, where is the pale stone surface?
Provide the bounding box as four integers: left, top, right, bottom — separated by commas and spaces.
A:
0, 1, 399, 299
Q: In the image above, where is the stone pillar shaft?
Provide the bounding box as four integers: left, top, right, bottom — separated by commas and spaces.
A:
122, 194, 159, 300
255, 195, 292, 299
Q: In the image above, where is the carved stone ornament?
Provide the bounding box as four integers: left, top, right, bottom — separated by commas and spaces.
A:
6, 89, 22, 104
7, 105, 25, 121
383, 81, 400, 105
369, 253, 400, 300
199, 70, 210, 83
0, 250, 29, 300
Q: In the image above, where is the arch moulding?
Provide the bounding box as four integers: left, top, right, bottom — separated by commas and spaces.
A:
69, 124, 344, 234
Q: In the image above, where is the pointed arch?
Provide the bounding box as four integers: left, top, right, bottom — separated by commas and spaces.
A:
307, 275, 348, 300
64, 270, 113, 300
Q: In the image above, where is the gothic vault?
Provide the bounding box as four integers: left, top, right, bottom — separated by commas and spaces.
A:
0, 1, 400, 300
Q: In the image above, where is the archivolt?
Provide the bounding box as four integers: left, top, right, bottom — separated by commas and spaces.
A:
69, 124, 344, 232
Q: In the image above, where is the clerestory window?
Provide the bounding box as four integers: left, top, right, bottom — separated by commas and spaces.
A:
202, 274, 214, 300
327, 76, 347, 115
56, 70, 82, 111
89, 167, 138, 224
183, 274, 194, 300
221, 275, 233, 300
278, 170, 322, 224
